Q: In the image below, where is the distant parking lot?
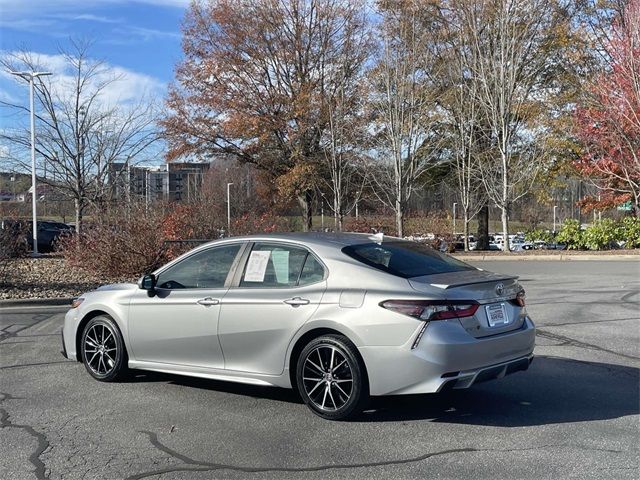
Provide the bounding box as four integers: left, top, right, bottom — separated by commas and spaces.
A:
1, 260, 638, 479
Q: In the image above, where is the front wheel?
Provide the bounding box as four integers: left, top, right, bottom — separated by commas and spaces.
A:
296, 334, 369, 420
81, 315, 128, 382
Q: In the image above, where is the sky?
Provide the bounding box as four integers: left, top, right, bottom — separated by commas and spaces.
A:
0, 0, 190, 164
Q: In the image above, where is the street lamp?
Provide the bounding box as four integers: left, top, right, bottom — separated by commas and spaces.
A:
10, 70, 52, 255
227, 182, 234, 236
452, 202, 457, 238
553, 205, 558, 234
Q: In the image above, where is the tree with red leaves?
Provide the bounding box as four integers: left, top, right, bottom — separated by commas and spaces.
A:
574, 0, 640, 217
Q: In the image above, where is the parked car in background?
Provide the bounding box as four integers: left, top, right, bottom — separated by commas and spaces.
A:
62, 233, 535, 420
29, 220, 74, 252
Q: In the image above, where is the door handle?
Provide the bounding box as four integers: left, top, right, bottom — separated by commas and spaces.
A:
284, 297, 310, 306
197, 297, 220, 306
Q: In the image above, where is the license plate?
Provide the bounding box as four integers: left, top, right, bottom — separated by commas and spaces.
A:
486, 303, 509, 327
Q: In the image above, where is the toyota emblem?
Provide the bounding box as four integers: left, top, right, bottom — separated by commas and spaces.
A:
495, 283, 504, 296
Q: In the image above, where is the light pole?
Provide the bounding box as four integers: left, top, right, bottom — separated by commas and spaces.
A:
10, 70, 51, 255
553, 205, 558, 234
227, 182, 233, 236
452, 202, 457, 238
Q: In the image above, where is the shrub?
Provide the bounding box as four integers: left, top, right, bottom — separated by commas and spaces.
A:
58, 203, 168, 278
619, 217, 640, 248
524, 228, 554, 243
231, 211, 291, 236
343, 215, 397, 236
556, 219, 585, 250
582, 219, 620, 251
0, 216, 29, 284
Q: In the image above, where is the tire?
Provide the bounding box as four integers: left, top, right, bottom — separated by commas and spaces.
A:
80, 315, 128, 382
296, 334, 369, 420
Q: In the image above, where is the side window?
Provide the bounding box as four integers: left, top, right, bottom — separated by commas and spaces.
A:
156, 244, 242, 289
240, 243, 310, 288
298, 254, 325, 286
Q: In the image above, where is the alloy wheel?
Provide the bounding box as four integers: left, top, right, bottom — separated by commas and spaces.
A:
84, 323, 118, 376
302, 345, 353, 411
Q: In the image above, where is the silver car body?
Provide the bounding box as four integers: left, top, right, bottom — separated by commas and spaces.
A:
62, 233, 535, 396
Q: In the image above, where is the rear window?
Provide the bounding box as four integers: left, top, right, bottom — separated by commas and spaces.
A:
342, 241, 474, 278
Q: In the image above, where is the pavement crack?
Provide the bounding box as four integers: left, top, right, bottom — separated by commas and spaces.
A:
126, 430, 477, 479
536, 329, 640, 361
0, 360, 74, 370
128, 432, 626, 480
0, 395, 50, 480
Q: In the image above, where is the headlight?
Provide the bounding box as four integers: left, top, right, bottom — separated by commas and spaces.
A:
70, 297, 84, 309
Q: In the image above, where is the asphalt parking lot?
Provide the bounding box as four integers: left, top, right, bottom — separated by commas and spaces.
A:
1, 260, 638, 480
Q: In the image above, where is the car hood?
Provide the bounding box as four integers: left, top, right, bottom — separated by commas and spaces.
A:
95, 283, 138, 292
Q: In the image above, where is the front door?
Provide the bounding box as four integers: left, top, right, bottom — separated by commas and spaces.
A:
128, 243, 244, 369
218, 242, 327, 375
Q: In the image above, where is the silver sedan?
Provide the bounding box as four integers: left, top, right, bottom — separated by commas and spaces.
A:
62, 233, 535, 420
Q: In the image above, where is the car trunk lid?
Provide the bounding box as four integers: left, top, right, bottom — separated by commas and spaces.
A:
409, 270, 526, 338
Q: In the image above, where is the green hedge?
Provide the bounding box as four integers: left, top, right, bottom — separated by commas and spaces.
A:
554, 217, 640, 250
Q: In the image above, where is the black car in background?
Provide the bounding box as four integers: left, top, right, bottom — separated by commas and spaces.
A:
0, 219, 73, 253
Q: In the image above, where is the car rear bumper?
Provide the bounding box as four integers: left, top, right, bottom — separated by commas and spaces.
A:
359, 316, 536, 396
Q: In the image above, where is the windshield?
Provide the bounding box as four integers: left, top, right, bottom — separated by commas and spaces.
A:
342, 241, 474, 278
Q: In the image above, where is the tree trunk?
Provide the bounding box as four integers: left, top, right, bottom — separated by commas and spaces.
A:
501, 205, 510, 252
297, 191, 313, 232
477, 204, 489, 250
395, 200, 403, 237
334, 196, 343, 232
74, 198, 83, 235
463, 209, 469, 251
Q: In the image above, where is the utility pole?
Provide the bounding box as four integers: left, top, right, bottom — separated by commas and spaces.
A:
453, 202, 457, 238
227, 182, 234, 236
10, 71, 52, 255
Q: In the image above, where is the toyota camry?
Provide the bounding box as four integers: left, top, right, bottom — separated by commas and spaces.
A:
62, 232, 535, 420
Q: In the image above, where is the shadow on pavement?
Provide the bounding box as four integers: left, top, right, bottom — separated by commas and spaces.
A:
125, 370, 303, 404
123, 356, 638, 425
361, 356, 639, 425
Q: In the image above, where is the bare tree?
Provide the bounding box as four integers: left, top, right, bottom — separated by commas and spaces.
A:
460, 0, 569, 251
0, 39, 159, 233
370, 1, 444, 237
321, 84, 369, 231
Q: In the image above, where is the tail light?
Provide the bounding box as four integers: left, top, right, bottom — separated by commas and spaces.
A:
516, 289, 526, 307
380, 300, 479, 321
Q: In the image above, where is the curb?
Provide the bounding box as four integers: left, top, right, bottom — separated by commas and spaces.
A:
0, 297, 73, 308
453, 254, 640, 261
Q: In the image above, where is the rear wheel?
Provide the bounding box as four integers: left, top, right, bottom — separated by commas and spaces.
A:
296, 334, 368, 420
81, 315, 128, 382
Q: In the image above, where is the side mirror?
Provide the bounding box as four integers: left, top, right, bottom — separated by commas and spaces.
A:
139, 273, 157, 296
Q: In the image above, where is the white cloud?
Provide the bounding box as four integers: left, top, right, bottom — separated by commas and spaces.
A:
1, 51, 165, 108
0, 1, 188, 35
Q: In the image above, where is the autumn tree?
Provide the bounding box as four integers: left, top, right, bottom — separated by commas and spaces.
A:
163, 0, 371, 231
574, 0, 640, 216
0, 40, 158, 233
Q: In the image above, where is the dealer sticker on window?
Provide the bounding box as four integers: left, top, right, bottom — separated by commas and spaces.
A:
486, 303, 509, 327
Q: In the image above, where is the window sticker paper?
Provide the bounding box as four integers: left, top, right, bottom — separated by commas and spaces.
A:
271, 250, 290, 284
244, 250, 271, 282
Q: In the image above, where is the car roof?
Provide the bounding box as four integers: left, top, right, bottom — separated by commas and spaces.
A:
208, 232, 405, 250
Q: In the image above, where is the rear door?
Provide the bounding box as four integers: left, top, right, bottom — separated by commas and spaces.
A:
218, 242, 326, 375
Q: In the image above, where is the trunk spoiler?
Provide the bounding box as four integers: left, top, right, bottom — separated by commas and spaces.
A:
409, 270, 518, 290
